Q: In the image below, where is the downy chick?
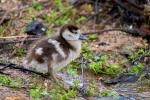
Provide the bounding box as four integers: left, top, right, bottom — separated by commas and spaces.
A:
23, 24, 87, 82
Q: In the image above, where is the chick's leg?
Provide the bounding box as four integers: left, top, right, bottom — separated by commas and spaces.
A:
48, 63, 59, 83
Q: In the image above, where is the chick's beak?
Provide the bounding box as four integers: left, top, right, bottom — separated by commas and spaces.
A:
79, 34, 88, 40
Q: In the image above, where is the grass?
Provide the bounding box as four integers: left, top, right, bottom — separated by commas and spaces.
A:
54, 0, 66, 12
75, 16, 87, 24
81, 45, 123, 76
67, 66, 78, 77
29, 80, 79, 100
32, 0, 43, 11
128, 63, 144, 74
43, 9, 72, 26
28, 78, 120, 100
65, 44, 123, 77
0, 74, 22, 88
29, 86, 45, 99
128, 48, 150, 61
43, 0, 73, 26
89, 81, 96, 96
99, 89, 119, 100
13, 46, 27, 57
43, 0, 87, 26
87, 34, 98, 40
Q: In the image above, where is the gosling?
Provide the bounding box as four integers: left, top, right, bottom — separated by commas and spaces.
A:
23, 24, 87, 82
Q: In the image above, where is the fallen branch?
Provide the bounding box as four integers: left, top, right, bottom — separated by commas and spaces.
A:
0, 62, 48, 78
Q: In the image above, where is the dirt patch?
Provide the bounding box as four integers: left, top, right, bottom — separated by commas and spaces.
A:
0, 86, 30, 100
91, 31, 147, 52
